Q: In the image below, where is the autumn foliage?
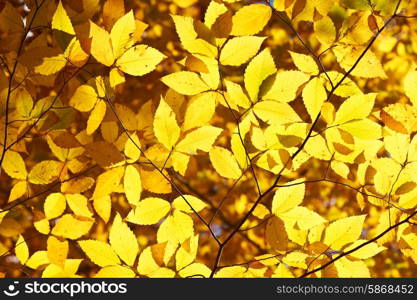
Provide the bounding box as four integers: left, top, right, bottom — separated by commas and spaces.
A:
2, 0, 417, 278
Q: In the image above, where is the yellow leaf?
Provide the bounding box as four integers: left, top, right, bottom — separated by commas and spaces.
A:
220, 36, 266, 66
176, 126, 222, 154
89, 21, 115, 66
339, 119, 382, 140
85, 141, 124, 168
28, 160, 62, 185
127, 197, 171, 225
34, 54, 67, 75
341, 0, 370, 10
384, 133, 409, 164
265, 217, 288, 252
334, 93, 376, 124
178, 263, 211, 278
124, 165, 142, 205
253, 100, 301, 126
195, 54, 220, 89
272, 264, 294, 278
344, 240, 386, 259
280, 206, 326, 230
15, 87, 33, 118
285, 224, 309, 246
381, 103, 417, 134
262, 71, 310, 103
78, 240, 121, 267
171, 14, 195, 42
172, 195, 207, 213
205, 0, 227, 28
93, 167, 125, 199
171, 151, 190, 175
161, 71, 210, 96
372, 158, 402, 195
52, 214, 94, 240
333, 45, 386, 79
60, 176, 95, 194
171, 15, 217, 57
314, 16, 336, 46
93, 195, 111, 223
334, 257, 370, 277
42, 259, 82, 278
157, 210, 194, 244
324, 215, 366, 249
183, 92, 216, 130
51, 1, 75, 35
302, 77, 327, 120
26, 251, 49, 269
374, 0, 400, 16
175, 235, 198, 270
304, 134, 332, 160
69, 85, 97, 112
95, 76, 106, 98
110, 10, 136, 58
3, 151, 27, 179
116, 45, 165, 76
9, 181, 28, 203
65, 194, 93, 218
87, 100, 107, 135
272, 180, 305, 215
289, 51, 319, 75
343, 12, 374, 45
244, 48, 276, 100
44, 193, 66, 220
34, 219, 50, 235
149, 267, 176, 278
110, 67, 125, 87
282, 251, 308, 269
322, 71, 362, 98
331, 161, 350, 179
137, 246, 159, 276
215, 266, 246, 278
109, 214, 138, 266
196, 55, 220, 90
209, 146, 242, 179
47, 236, 68, 267
404, 70, 417, 106
65, 38, 89, 67
153, 97, 180, 149
95, 265, 136, 278
114, 103, 137, 130
140, 168, 172, 194
15, 235, 29, 264
253, 204, 270, 219
124, 133, 142, 161
231, 4, 271, 36
225, 80, 251, 109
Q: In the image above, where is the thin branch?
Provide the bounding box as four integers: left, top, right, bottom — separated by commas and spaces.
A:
239, 215, 272, 232
266, 0, 334, 89
208, 0, 404, 277
218, 253, 282, 269
171, 171, 264, 252
103, 93, 223, 245
275, 178, 409, 213
0, 0, 46, 176
0, 164, 98, 213
208, 172, 244, 226
301, 209, 417, 277
396, 14, 417, 18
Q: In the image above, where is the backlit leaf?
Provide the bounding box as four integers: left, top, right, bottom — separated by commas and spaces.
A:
78, 240, 121, 267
